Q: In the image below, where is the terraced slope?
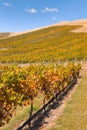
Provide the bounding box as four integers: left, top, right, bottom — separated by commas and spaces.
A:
0, 25, 87, 63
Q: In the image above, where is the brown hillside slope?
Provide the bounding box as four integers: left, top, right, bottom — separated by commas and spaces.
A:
8, 19, 87, 37
54, 19, 87, 33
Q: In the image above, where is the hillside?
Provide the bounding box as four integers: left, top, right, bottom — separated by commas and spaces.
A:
0, 20, 87, 63
8, 19, 87, 37
55, 19, 87, 33
0, 19, 87, 39
0, 33, 10, 39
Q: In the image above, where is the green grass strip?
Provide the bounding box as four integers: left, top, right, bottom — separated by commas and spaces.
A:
49, 75, 87, 130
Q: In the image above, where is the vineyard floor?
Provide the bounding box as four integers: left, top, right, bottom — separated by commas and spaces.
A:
40, 62, 87, 130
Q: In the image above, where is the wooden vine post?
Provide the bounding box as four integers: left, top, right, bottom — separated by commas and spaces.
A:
29, 98, 33, 127
43, 96, 46, 112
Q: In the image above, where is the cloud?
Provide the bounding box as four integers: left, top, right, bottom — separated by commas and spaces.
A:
25, 8, 37, 14
52, 17, 57, 20
3, 2, 12, 7
42, 7, 59, 13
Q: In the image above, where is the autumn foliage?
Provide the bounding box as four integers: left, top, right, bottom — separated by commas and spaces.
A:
0, 63, 81, 126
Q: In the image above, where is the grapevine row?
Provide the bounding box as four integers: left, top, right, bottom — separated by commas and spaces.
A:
0, 25, 87, 63
0, 62, 81, 126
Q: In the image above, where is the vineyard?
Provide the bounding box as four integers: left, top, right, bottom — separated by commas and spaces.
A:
0, 25, 87, 63
0, 62, 81, 127
0, 24, 86, 129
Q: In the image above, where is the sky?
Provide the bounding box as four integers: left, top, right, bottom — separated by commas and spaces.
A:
0, 0, 87, 32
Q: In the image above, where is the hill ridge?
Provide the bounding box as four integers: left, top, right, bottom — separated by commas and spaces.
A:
8, 19, 87, 37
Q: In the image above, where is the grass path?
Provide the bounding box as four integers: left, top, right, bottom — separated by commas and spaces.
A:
40, 62, 87, 130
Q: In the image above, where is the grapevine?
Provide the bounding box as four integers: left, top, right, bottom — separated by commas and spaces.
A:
0, 63, 81, 126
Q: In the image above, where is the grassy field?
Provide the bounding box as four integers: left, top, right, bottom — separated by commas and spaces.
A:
48, 74, 87, 130
0, 25, 87, 63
